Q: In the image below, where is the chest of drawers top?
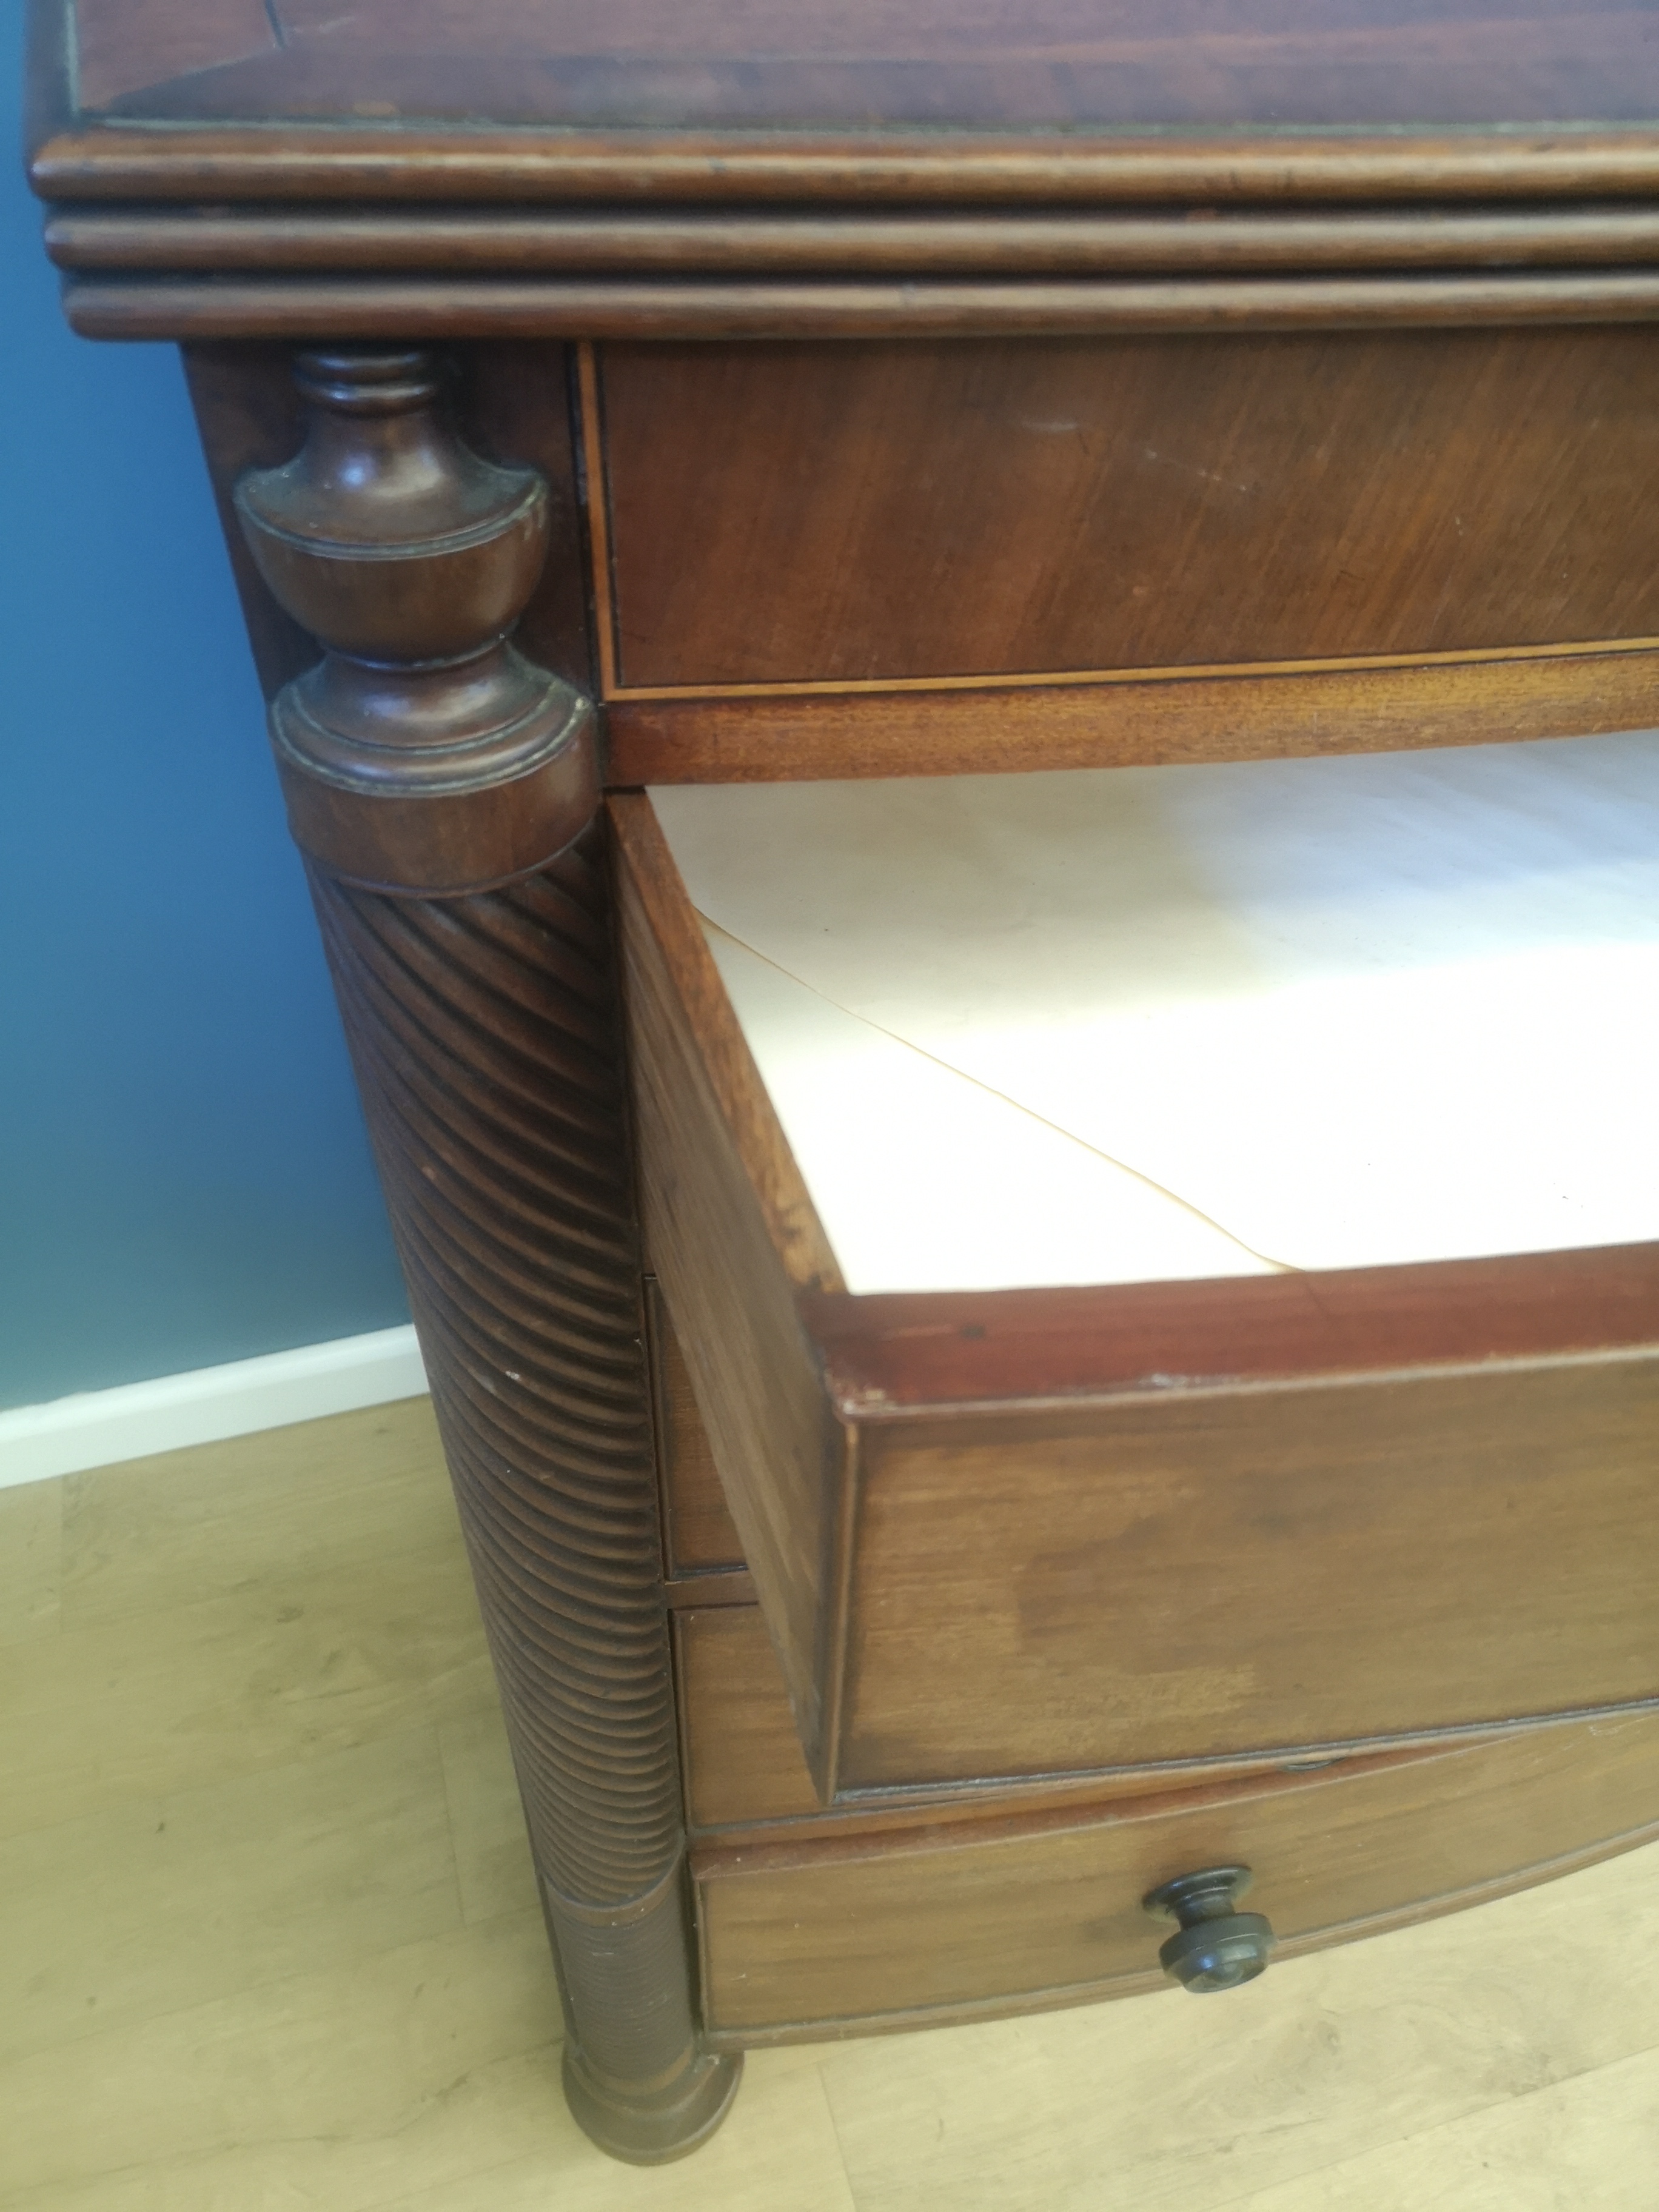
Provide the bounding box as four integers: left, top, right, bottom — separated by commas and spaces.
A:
29, 0, 1659, 351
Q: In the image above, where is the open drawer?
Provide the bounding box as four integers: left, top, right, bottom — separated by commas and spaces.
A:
612, 740, 1659, 1806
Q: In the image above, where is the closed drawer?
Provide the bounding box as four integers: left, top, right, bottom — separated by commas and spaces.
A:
615, 785, 1659, 1804
592, 333, 1659, 786
696, 1709, 1659, 2036
675, 1600, 1486, 1843
595, 334, 1659, 692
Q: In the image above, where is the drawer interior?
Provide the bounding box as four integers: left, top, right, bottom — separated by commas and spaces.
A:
651, 728, 1659, 1292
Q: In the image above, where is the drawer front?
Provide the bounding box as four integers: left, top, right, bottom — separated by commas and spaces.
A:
598, 332, 1659, 691
617, 795, 1659, 1804
677, 1601, 1452, 1841
699, 1708, 1659, 2034
837, 1358, 1659, 1791
679, 1604, 813, 1833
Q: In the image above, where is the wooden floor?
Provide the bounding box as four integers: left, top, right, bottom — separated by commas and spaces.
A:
4, 1400, 1658, 2211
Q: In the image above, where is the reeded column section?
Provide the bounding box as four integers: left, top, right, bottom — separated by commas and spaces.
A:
235, 347, 740, 2163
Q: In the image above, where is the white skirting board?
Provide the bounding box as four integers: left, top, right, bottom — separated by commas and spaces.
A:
0, 1326, 429, 1490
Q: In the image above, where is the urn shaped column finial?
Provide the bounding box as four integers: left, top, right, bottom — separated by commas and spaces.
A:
235, 347, 597, 896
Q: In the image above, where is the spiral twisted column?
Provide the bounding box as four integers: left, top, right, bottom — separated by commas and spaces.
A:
235, 347, 739, 2162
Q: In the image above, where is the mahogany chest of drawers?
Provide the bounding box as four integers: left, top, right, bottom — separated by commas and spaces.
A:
27, 0, 1659, 2162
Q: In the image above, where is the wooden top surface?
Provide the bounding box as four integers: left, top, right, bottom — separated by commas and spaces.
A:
52, 0, 1659, 135
33, 0, 1659, 332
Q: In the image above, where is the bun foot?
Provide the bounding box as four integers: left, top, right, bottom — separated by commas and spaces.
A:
563, 2045, 743, 2165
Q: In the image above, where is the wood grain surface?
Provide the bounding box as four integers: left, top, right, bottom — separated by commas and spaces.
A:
45, 22, 1659, 2129
697, 1712, 1659, 2036
605, 645, 1659, 784
674, 1603, 1498, 1845
835, 1355, 1659, 1789
50, 205, 1659, 280
14, 1417, 1659, 2207
10, 1418, 1659, 2204
30, 118, 1659, 209
610, 796, 841, 1300
612, 793, 848, 1792
71, 0, 273, 110
805, 1244, 1659, 1410
39, 0, 1659, 2158
598, 332, 1659, 688
195, 348, 737, 2159
648, 1281, 746, 1580
54, 270, 1659, 345
59, 0, 1659, 130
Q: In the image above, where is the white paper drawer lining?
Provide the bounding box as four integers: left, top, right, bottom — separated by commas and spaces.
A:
652, 731, 1659, 1296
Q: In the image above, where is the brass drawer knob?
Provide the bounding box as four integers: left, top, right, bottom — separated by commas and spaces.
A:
1142, 1865, 1276, 1992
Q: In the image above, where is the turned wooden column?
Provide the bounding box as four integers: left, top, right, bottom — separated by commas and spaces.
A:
233, 346, 740, 2163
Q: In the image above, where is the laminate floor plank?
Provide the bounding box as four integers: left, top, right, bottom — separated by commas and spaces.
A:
0, 1477, 61, 1647
59, 1401, 447, 1632
0, 1509, 494, 1843
363, 2053, 857, 2212
0, 1725, 460, 2067
0, 1912, 563, 2212
2, 1409, 1656, 2212
1233, 2040, 1659, 2210
817, 1834, 1659, 2212
437, 1704, 541, 1926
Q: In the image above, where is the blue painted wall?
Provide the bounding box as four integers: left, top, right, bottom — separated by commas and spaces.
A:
2, 6, 409, 1410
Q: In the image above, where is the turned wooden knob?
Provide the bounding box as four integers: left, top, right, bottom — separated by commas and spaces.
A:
1142, 1865, 1276, 1992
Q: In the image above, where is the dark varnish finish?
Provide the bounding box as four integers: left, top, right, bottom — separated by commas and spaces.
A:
183, 340, 593, 708
696, 1713, 1659, 2037
49, 206, 1659, 280
647, 1282, 746, 1582
808, 1244, 1659, 1409
56, 0, 1659, 130
52, 270, 1659, 345
39, 0, 1659, 341
597, 333, 1659, 688
26, 0, 1659, 2162
611, 792, 847, 1795
213, 347, 739, 2163
35, 132, 1659, 207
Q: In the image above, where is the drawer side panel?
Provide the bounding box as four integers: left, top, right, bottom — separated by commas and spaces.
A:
613, 795, 845, 1786
647, 1278, 746, 1577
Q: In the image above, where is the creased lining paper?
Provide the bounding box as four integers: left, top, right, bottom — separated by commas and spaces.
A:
652, 731, 1659, 1295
